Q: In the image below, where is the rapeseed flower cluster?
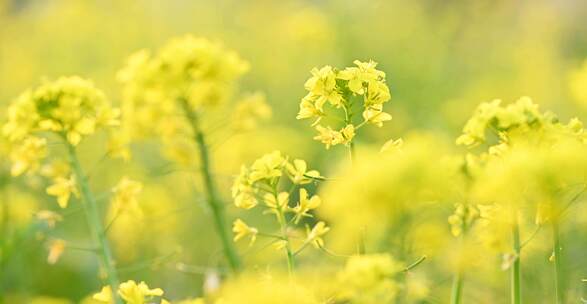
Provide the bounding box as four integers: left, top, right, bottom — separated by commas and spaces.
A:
298, 60, 392, 150
231, 151, 327, 269
117, 35, 270, 165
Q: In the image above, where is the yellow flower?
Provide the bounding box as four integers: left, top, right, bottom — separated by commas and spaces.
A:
118, 280, 164, 304
249, 151, 285, 182
285, 159, 321, 185
292, 188, 321, 223
93, 286, 114, 303
340, 124, 356, 144
47, 239, 66, 265
232, 92, 272, 131
313, 125, 346, 149
111, 177, 143, 216
304, 66, 343, 108
232, 218, 258, 245
380, 138, 403, 153
35, 210, 63, 228
306, 221, 330, 247
9, 136, 47, 176
263, 192, 289, 210
46, 175, 79, 208
232, 166, 258, 209
337, 254, 403, 303
364, 78, 391, 105
362, 104, 392, 127
337, 60, 385, 95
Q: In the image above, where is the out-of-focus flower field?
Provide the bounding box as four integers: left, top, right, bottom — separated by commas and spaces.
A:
2, 0, 587, 303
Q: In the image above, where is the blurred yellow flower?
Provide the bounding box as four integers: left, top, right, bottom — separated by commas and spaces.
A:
232, 218, 258, 245
291, 188, 321, 224
110, 177, 143, 216
9, 136, 47, 176
46, 175, 78, 208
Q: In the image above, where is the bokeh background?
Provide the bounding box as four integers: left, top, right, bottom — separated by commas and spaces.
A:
2, 0, 587, 303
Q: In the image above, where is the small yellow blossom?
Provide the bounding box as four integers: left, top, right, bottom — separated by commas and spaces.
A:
93, 286, 114, 303
380, 138, 403, 153
285, 159, 321, 184
362, 104, 392, 127
118, 280, 164, 304
111, 177, 143, 216
263, 192, 289, 210
306, 221, 330, 247
292, 189, 321, 223
232, 92, 272, 131
9, 136, 47, 176
35, 210, 63, 228
232, 219, 258, 245
249, 151, 286, 182
313, 125, 343, 149
46, 175, 79, 208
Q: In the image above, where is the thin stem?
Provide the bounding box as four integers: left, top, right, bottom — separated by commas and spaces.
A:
511, 213, 522, 304
552, 221, 565, 304
451, 270, 464, 304
403, 255, 427, 272
181, 99, 242, 273
342, 95, 355, 165
65, 141, 121, 304
273, 188, 295, 274
451, 209, 468, 304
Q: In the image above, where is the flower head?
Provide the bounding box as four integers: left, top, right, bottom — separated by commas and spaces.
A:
46, 175, 79, 208
299, 60, 391, 149
232, 218, 258, 245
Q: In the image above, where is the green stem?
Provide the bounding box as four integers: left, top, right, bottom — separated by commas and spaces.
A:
272, 187, 295, 274
280, 212, 295, 274
552, 221, 565, 304
65, 141, 121, 304
451, 270, 464, 304
511, 214, 522, 304
181, 100, 242, 273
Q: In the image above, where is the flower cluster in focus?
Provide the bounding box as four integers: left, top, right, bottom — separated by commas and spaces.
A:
297, 60, 392, 149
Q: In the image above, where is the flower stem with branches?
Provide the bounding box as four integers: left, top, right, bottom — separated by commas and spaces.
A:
65, 139, 122, 304
181, 99, 242, 273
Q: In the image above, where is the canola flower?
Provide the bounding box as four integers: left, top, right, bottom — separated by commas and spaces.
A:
298, 60, 392, 161
457, 97, 587, 304
1, 77, 135, 304
94, 280, 166, 304
336, 254, 404, 304
118, 35, 272, 272
320, 135, 457, 255
231, 151, 327, 273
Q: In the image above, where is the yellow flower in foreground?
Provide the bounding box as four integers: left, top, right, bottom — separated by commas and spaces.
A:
46, 175, 79, 208
111, 177, 143, 216
118, 280, 164, 304
306, 221, 330, 247
93, 286, 114, 303
380, 138, 403, 153
232, 219, 258, 245
292, 189, 321, 223
249, 151, 285, 182
10, 136, 47, 176
286, 159, 321, 185
263, 192, 289, 210
94, 281, 164, 304
362, 104, 392, 127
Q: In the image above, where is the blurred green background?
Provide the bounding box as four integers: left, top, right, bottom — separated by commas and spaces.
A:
2, 0, 587, 303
